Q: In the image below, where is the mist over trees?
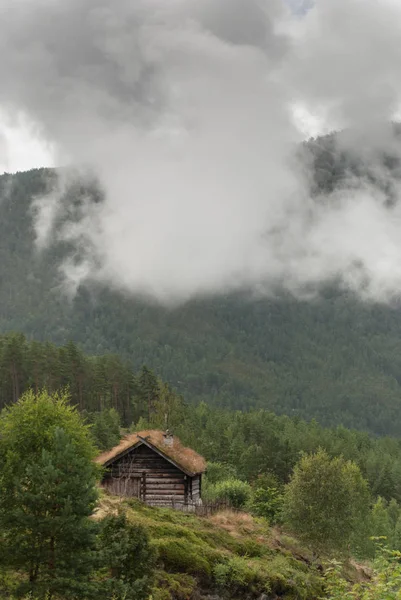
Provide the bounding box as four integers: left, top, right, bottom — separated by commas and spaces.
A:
4, 150, 401, 435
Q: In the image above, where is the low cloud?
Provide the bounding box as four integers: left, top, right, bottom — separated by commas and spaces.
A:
2, 0, 401, 303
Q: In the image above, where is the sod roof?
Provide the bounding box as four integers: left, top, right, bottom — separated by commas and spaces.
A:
95, 429, 206, 476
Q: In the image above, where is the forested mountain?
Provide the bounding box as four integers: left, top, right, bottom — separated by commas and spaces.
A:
3, 133, 401, 435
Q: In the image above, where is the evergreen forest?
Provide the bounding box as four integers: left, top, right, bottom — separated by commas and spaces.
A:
3, 132, 401, 435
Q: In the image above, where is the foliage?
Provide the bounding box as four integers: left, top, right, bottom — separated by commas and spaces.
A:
90, 408, 121, 450
203, 461, 238, 484
206, 478, 251, 509
0, 331, 135, 426
322, 545, 401, 599
213, 555, 265, 595
97, 496, 324, 600
97, 513, 157, 600
282, 449, 371, 555
151, 572, 197, 600
133, 366, 160, 423
155, 538, 213, 577
247, 473, 284, 523
0, 390, 100, 598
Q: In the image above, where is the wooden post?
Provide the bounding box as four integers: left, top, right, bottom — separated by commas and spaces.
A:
142, 472, 146, 501
184, 475, 188, 505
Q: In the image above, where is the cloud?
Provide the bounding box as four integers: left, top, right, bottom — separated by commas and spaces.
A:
288, 0, 401, 129
3, 0, 401, 303
0, 132, 7, 172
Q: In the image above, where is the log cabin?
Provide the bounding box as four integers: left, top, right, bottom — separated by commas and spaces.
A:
95, 430, 206, 508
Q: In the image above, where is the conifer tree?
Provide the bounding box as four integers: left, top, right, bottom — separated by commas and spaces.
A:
134, 365, 160, 423
91, 408, 121, 450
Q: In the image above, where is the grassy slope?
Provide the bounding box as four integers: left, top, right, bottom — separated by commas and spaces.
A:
96, 494, 367, 600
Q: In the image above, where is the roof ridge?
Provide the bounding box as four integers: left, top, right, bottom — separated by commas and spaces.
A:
95, 429, 206, 475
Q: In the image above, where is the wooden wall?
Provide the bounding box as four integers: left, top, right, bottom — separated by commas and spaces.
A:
102, 443, 202, 507
191, 474, 201, 503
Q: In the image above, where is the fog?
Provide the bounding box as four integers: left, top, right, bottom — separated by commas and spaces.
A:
2, 0, 401, 302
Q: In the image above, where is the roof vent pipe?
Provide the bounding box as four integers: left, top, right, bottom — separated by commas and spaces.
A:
163, 429, 174, 447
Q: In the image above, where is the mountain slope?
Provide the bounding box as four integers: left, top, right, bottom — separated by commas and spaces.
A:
2, 140, 401, 435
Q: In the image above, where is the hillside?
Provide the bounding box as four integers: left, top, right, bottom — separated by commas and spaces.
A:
3, 134, 401, 435
94, 495, 326, 600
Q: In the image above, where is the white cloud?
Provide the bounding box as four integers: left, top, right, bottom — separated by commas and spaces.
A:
3, 0, 401, 304
0, 111, 54, 174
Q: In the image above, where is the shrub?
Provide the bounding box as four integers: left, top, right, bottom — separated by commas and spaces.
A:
248, 475, 284, 522
209, 478, 251, 509
322, 545, 401, 599
213, 556, 262, 593
152, 572, 196, 600
156, 538, 212, 577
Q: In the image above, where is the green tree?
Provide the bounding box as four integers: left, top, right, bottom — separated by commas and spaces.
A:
282, 449, 370, 555
97, 513, 156, 600
134, 366, 160, 423
371, 497, 393, 541
0, 389, 100, 598
91, 408, 121, 451
248, 473, 284, 523
391, 515, 401, 552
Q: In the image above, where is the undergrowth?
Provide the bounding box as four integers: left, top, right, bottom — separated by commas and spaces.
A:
3, 496, 375, 599
113, 497, 325, 599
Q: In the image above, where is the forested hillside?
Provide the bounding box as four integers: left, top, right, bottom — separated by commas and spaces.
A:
3, 133, 401, 435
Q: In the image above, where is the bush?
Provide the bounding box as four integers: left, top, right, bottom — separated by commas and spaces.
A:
322, 545, 401, 599
208, 478, 251, 509
156, 538, 212, 577
248, 474, 284, 522
152, 572, 197, 600
213, 555, 261, 593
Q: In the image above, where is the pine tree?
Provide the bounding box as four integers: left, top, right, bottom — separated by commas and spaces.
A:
92, 408, 121, 451
134, 366, 160, 423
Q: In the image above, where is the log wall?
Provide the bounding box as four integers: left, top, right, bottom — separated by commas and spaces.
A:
191, 474, 201, 503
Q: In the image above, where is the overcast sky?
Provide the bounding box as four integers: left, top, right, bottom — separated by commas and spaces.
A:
0, 0, 398, 175
0, 0, 317, 174
0, 112, 54, 173
3, 0, 401, 304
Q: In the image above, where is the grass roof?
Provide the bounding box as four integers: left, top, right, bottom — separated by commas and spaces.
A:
95, 429, 206, 476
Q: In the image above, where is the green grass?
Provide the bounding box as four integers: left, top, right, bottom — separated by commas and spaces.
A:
99, 495, 325, 599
